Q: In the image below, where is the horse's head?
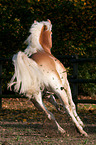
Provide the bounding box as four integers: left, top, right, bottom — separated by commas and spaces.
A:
24, 20, 52, 56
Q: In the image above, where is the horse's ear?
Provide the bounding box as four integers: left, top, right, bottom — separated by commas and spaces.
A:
43, 25, 47, 31
47, 19, 51, 24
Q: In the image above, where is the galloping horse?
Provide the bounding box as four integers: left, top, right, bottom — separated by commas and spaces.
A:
8, 20, 88, 136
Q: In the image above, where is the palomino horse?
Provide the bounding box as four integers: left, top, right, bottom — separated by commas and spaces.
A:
8, 20, 88, 136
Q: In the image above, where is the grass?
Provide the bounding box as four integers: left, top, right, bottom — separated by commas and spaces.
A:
78, 104, 96, 110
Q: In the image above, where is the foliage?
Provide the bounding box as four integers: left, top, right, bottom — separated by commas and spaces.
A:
78, 62, 96, 96
0, 0, 96, 96
0, 0, 96, 57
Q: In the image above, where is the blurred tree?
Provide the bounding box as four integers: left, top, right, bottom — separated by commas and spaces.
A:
0, 0, 96, 57
0, 0, 96, 96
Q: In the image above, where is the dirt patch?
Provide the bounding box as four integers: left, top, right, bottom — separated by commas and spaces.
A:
0, 98, 96, 145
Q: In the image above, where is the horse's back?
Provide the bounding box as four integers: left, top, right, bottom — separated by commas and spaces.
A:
31, 51, 56, 71
31, 51, 66, 73
31, 51, 67, 85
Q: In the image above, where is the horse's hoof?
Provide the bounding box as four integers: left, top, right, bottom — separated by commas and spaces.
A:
81, 131, 88, 137
59, 127, 66, 134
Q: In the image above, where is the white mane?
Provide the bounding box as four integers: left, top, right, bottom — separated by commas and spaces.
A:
24, 21, 52, 56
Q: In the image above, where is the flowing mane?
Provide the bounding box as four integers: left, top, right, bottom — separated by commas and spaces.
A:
24, 21, 52, 56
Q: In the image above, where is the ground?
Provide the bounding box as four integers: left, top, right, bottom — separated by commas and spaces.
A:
0, 98, 96, 145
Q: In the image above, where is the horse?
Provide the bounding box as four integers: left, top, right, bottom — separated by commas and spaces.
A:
8, 19, 88, 137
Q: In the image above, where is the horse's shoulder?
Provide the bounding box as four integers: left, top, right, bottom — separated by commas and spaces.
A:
31, 52, 53, 62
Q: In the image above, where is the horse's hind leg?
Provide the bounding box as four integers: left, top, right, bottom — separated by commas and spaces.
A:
64, 79, 84, 127
33, 91, 65, 134
30, 97, 43, 112
55, 88, 88, 137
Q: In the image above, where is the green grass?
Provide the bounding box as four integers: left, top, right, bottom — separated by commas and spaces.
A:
78, 104, 96, 110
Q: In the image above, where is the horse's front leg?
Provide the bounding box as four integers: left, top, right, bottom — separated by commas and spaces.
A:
45, 93, 63, 112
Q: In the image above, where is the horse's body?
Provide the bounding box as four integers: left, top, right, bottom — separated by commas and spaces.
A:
8, 20, 88, 136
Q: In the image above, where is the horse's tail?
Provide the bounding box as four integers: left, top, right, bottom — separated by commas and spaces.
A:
8, 51, 43, 98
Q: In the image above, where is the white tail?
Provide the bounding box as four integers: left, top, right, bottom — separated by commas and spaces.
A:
8, 51, 44, 98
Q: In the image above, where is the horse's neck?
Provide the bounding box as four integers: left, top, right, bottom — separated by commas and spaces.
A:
42, 46, 51, 54
39, 25, 52, 54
